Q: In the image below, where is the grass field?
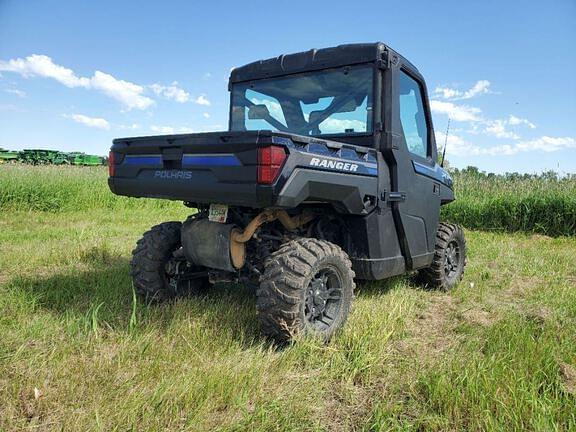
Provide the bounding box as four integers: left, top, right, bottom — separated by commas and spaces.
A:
1, 165, 575, 431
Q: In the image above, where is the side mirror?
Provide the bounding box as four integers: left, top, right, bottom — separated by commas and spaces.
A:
248, 104, 271, 120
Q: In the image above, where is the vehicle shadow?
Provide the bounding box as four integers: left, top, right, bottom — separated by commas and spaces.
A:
354, 275, 411, 298
8, 257, 264, 346
8, 257, 410, 347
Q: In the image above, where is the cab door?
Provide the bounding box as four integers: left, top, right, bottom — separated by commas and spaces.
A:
384, 67, 442, 270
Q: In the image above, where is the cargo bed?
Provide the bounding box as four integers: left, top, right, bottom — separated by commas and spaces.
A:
109, 131, 277, 207
109, 130, 380, 213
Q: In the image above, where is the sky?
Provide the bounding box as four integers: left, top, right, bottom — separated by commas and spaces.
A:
0, 0, 574, 174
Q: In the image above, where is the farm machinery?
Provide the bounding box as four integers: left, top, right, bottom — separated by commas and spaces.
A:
0, 148, 106, 165
0, 148, 19, 163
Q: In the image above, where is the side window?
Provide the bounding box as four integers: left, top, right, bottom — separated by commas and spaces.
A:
399, 71, 428, 158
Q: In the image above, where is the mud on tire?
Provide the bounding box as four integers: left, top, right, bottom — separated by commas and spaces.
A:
130, 221, 208, 302
419, 222, 467, 291
256, 238, 355, 343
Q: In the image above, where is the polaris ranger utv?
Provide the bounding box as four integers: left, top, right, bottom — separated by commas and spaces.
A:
108, 42, 466, 342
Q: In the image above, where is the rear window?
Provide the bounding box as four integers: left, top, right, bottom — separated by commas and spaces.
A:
230, 65, 374, 136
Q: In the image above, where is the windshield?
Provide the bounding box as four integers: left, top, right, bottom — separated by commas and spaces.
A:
230, 65, 374, 136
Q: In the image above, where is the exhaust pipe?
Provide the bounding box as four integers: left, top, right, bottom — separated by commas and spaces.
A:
181, 210, 315, 272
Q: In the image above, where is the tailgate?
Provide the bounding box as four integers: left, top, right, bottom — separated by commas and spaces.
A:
109, 131, 268, 207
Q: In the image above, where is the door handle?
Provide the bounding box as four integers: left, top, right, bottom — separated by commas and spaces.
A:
388, 192, 406, 202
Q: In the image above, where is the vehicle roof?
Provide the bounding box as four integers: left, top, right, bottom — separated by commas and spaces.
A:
229, 42, 420, 84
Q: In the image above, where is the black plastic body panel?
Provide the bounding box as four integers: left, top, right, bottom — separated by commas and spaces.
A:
109, 130, 379, 215
277, 168, 377, 215
109, 131, 263, 206
345, 208, 405, 279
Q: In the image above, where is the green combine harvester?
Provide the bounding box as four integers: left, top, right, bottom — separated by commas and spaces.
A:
19, 149, 61, 165
67, 152, 103, 166
0, 148, 20, 163
0, 148, 105, 165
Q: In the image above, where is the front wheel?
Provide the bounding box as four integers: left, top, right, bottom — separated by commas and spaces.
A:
256, 238, 355, 343
419, 222, 467, 291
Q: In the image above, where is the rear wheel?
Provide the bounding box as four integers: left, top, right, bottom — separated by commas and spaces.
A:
131, 222, 209, 302
256, 238, 355, 343
419, 222, 466, 291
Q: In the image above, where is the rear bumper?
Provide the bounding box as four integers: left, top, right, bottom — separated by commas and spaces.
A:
108, 176, 270, 207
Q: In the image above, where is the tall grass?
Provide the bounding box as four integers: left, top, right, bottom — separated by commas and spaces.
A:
1, 164, 575, 235
0, 164, 180, 212
444, 168, 576, 236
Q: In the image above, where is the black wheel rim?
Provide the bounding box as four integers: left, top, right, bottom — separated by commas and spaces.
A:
304, 266, 343, 331
444, 240, 461, 280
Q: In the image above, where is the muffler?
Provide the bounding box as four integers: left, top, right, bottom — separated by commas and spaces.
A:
181, 210, 315, 272
181, 219, 244, 272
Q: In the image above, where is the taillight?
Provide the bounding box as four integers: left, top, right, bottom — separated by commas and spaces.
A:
257, 145, 286, 184
108, 151, 116, 177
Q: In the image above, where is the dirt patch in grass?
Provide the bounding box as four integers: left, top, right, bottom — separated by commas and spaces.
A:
461, 308, 495, 326
525, 306, 553, 326
559, 362, 576, 395
394, 294, 461, 362
504, 276, 542, 299
321, 382, 375, 432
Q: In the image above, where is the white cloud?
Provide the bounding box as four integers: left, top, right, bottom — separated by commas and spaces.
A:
484, 119, 520, 140
512, 136, 576, 153
194, 95, 211, 106
63, 113, 110, 130
0, 54, 90, 88
461, 80, 491, 99
150, 125, 194, 135
203, 112, 210, 118
434, 80, 492, 100
0, 54, 153, 110
434, 132, 474, 156
435, 131, 575, 157
483, 115, 537, 140
4, 88, 26, 97
149, 82, 190, 103
430, 100, 483, 122
508, 115, 536, 129
90, 71, 153, 110
434, 87, 461, 99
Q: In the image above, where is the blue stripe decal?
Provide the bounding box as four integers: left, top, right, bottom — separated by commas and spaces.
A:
413, 161, 452, 186
271, 136, 294, 147
124, 156, 162, 165
182, 154, 241, 166
122, 154, 241, 167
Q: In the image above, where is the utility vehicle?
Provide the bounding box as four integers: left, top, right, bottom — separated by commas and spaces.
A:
108, 42, 466, 342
